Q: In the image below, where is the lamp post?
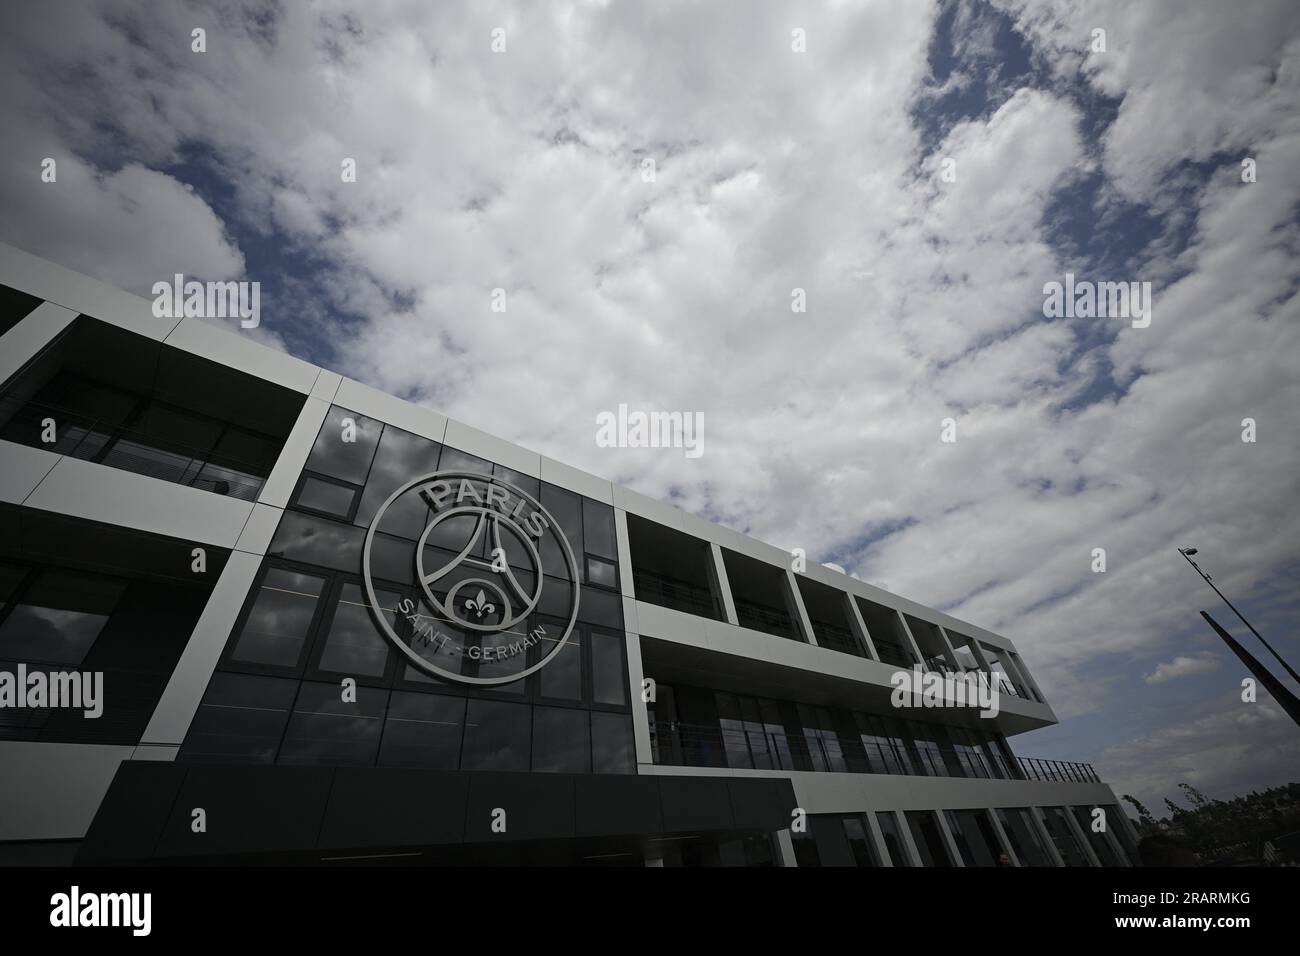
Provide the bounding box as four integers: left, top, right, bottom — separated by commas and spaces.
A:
1178, 547, 1300, 686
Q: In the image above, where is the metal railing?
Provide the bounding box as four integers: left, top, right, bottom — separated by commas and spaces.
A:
650, 719, 1100, 784
733, 597, 800, 640
0, 396, 265, 501
632, 568, 719, 618
1017, 756, 1100, 783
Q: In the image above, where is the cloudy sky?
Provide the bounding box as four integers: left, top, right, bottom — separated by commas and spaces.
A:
2, 0, 1298, 813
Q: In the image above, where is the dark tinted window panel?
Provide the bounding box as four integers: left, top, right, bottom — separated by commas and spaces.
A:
267, 512, 365, 573
0, 283, 41, 337
460, 698, 531, 771
581, 499, 617, 559
585, 555, 617, 590
577, 586, 622, 628
306, 406, 382, 486
378, 691, 465, 769
905, 811, 953, 867
179, 673, 298, 764
277, 681, 386, 767
228, 568, 326, 668
294, 476, 357, 518
875, 812, 911, 866
538, 628, 582, 701
590, 711, 634, 774
532, 706, 590, 773
590, 631, 626, 706
353, 425, 442, 531
0, 569, 125, 666
540, 483, 582, 577
312, 583, 396, 678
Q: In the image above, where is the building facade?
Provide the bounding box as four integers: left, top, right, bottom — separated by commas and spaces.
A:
0, 243, 1137, 867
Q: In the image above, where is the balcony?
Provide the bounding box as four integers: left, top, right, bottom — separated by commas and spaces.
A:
651, 718, 1100, 784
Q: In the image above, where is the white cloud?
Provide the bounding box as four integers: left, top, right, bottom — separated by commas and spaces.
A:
0, 0, 1297, 807
1144, 653, 1221, 684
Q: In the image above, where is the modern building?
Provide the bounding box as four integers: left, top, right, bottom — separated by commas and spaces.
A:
0, 243, 1138, 867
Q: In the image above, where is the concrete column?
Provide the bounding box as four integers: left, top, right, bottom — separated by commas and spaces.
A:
140, 550, 263, 746
709, 542, 739, 625
894, 810, 926, 867
844, 593, 879, 660
0, 301, 78, 387
894, 611, 926, 667
775, 828, 798, 867
934, 810, 967, 866
785, 569, 819, 646
863, 809, 893, 866
1062, 806, 1103, 867
625, 632, 654, 767
986, 807, 1023, 867
614, 509, 637, 600
256, 394, 331, 509
1029, 806, 1066, 867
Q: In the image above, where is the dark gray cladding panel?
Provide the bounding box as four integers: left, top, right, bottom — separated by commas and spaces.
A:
463, 771, 577, 843
574, 774, 664, 837
727, 777, 799, 832
77, 762, 797, 862
318, 768, 469, 851
657, 776, 735, 833
154, 765, 334, 859
77, 760, 185, 864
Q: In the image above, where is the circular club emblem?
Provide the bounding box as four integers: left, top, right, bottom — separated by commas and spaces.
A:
362, 470, 580, 685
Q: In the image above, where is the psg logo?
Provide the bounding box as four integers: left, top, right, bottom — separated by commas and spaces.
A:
361, 470, 580, 685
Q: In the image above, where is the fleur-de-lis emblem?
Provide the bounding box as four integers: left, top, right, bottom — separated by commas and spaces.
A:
464, 588, 496, 619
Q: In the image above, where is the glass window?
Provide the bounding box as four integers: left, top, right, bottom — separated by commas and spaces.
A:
353, 424, 442, 532
581, 499, 617, 559
228, 568, 326, 669
1071, 805, 1123, 866
589, 630, 626, 706
842, 816, 879, 866
294, 476, 358, 518
313, 583, 397, 678
590, 711, 634, 774
267, 513, 365, 574
277, 681, 386, 766
540, 484, 582, 577
905, 811, 953, 867
378, 692, 465, 769
461, 698, 531, 771
791, 827, 820, 867
180, 673, 298, 764
532, 706, 590, 773
1041, 806, 1091, 866
875, 812, 912, 866
995, 807, 1053, 866
306, 406, 382, 486
585, 555, 618, 589
538, 628, 582, 701
0, 570, 125, 666
945, 809, 1001, 866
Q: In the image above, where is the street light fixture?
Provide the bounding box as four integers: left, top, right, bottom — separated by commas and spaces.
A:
1177, 547, 1299, 686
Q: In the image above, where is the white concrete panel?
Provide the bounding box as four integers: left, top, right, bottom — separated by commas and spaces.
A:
625, 633, 652, 766
257, 395, 329, 509
612, 485, 686, 530
0, 440, 60, 504
621, 595, 640, 635
25, 455, 253, 548
130, 744, 179, 762
310, 368, 343, 402
0, 301, 78, 385
0, 742, 134, 841
141, 550, 263, 747
442, 418, 541, 477
233, 502, 284, 555
539, 456, 614, 504
333, 377, 447, 443
0, 242, 178, 341
613, 509, 636, 599
163, 317, 319, 394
